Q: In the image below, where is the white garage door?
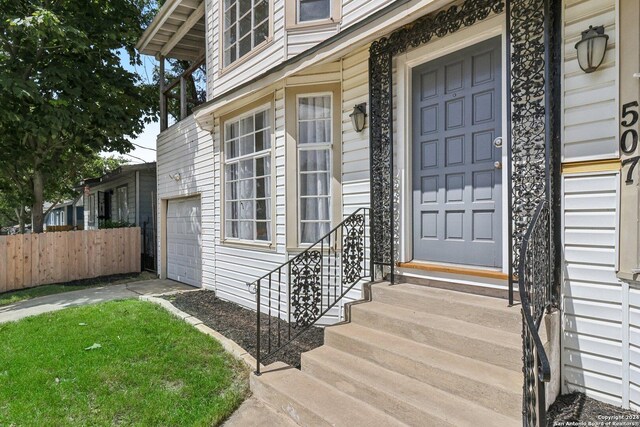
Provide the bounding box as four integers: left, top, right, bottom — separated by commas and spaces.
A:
167, 197, 201, 287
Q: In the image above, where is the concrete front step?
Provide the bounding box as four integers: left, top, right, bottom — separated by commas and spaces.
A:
223, 397, 298, 427
323, 322, 522, 418
251, 362, 407, 427
349, 300, 522, 371
302, 346, 520, 426
370, 282, 521, 332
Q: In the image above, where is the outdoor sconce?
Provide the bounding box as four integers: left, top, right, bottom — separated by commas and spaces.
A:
350, 103, 367, 133
575, 25, 609, 73
169, 173, 181, 182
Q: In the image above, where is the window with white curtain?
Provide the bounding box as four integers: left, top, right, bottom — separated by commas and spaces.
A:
117, 186, 128, 221
224, 106, 272, 242
297, 0, 330, 22
222, 0, 269, 67
88, 194, 96, 225
297, 94, 332, 244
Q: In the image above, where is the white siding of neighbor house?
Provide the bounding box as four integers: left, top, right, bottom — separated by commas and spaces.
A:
156, 115, 215, 289
562, 0, 618, 162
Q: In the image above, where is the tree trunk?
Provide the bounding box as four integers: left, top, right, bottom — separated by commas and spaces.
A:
14, 207, 25, 234
32, 170, 44, 233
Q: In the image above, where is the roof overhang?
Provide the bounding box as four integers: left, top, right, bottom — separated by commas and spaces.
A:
136, 0, 206, 61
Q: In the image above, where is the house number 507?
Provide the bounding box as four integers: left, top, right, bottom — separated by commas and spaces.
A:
621, 101, 640, 184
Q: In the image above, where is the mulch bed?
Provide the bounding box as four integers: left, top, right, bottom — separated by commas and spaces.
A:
163, 290, 324, 369
548, 392, 640, 426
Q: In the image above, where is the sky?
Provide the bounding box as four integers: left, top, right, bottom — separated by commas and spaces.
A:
109, 50, 159, 164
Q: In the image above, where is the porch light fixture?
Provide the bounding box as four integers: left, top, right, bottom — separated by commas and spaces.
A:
350, 103, 367, 133
575, 25, 609, 73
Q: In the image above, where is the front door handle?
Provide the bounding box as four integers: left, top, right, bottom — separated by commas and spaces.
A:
494, 161, 502, 169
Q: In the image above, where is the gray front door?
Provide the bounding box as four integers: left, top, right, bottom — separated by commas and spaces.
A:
412, 36, 502, 268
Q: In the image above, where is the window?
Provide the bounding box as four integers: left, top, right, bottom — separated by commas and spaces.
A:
222, 0, 269, 67
88, 194, 96, 225
298, 0, 330, 22
286, 0, 339, 29
117, 186, 128, 221
224, 106, 272, 243
297, 94, 332, 244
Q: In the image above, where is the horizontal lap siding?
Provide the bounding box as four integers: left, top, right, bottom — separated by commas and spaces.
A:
286, 27, 339, 59
562, 172, 622, 406
157, 116, 215, 289
630, 288, 640, 410
341, 0, 397, 29
562, 0, 617, 162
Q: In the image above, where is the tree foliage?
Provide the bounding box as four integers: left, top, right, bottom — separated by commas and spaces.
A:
0, 0, 158, 232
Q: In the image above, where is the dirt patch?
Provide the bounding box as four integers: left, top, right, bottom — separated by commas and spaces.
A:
164, 290, 324, 369
548, 392, 640, 426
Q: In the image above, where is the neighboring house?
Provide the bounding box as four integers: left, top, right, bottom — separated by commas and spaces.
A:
44, 198, 84, 230
81, 163, 157, 230
138, 0, 640, 423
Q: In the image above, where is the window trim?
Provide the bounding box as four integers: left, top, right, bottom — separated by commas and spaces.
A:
285, 0, 341, 30
218, 0, 274, 73
116, 184, 128, 222
220, 95, 276, 248
285, 83, 342, 250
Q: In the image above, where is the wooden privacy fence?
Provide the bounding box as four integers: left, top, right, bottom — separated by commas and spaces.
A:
0, 228, 141, 293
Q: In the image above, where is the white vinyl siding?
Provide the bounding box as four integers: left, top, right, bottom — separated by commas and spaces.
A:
562, 172, 623, 406
157, 116, 215, 290
562, 0, 618, 162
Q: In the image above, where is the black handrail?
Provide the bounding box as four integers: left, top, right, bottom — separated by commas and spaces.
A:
249, 208, 371, 375
518, 200, 552, 426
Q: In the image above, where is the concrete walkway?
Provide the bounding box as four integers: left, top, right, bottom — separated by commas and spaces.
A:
0, 279, 194, 323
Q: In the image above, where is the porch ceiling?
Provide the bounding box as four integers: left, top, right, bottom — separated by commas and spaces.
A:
136, 0, 205, 61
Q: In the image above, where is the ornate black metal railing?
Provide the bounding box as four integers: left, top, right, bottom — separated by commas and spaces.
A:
519, 200, 553, 427
248, 208, 371, 375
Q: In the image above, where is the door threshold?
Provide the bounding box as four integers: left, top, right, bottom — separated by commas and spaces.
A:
397, 261, 510, 281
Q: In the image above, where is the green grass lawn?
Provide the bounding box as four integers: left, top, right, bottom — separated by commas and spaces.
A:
0, 300, 249, 426
0, 271, 157, 307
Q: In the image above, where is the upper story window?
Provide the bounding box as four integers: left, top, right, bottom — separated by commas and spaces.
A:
286, 0, 340, 29
223, 105, 273, 243
298, 0, 330, 23
223, 0, 269, 67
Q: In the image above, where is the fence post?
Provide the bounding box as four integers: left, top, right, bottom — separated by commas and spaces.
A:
256, 279, 261, 375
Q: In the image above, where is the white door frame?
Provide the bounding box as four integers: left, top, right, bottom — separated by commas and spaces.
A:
395, 12, 509, 274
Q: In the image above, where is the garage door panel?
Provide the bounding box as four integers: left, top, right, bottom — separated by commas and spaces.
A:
167, 198, 201, 287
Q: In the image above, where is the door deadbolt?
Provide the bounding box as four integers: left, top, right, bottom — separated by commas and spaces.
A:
493, 137, 503, 148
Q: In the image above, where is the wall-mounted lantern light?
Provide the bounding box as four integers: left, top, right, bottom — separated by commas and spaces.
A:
350, 103, 367, 133
575, 25, 609, 73
169, 173, 181, 182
